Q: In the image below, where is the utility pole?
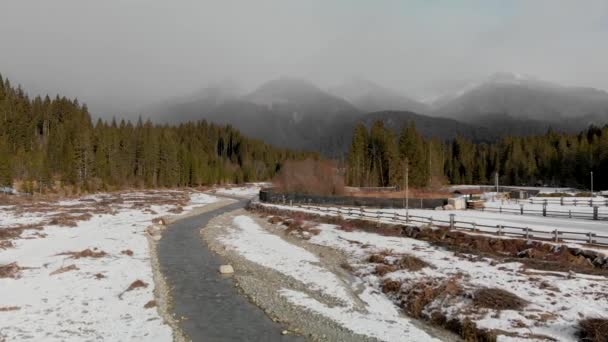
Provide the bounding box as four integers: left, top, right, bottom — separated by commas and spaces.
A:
428, 144, 432, 186
406, 160, 409, 215
495, 171, 499, 194
591, 171, 594, 198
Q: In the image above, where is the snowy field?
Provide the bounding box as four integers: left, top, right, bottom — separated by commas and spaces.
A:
0, 191, 217, 341
262, 202, 608, 247
221, 215, 441, 342
301, 222, 608, 341
212, 183, 265, 198
243, 207, 608, 341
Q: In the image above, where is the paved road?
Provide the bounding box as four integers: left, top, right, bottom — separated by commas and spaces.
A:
158, 200, 305, 342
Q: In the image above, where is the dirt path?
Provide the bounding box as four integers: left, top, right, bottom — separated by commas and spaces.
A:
157, 198, 304, 342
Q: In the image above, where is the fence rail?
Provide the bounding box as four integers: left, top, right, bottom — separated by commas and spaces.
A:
277, 203, 608, 247
473, 205, 607, 221
517, 197, 608, 207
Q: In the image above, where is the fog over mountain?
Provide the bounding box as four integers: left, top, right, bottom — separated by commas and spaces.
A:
1, 1, 608, 118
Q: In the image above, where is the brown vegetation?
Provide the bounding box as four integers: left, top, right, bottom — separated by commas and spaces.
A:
395, 255, 430, 271
578, 318, 608, 342
0, 306, 20, 312
121, 249, 134, 256
273, 158, 345, 196
144, 300, 157, 309
348, 188, 450, 199
473, 288, 527, 310
0, 262, 22, 279
49, 264, 79, 276
381, 279, 402, 293
58, 248, 107, 259
126, 280, 148, 291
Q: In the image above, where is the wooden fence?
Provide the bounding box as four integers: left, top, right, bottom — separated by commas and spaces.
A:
473, 205, 606, 221
516, 197, 608, 207
282, 203, 608, 247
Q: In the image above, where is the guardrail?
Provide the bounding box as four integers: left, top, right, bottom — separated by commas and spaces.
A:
275, 203, 608, 247
473, 205, 607, 221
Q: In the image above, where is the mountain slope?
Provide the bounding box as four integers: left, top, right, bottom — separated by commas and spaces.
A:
433, 73, 608, 134
329, 78, 428, 114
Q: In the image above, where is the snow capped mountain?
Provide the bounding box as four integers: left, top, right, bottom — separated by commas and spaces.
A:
328, 78, 429, 114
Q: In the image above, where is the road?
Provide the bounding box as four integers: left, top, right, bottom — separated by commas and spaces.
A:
158, 199, 305, 342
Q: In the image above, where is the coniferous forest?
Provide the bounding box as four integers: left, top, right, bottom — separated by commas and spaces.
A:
0, 75, 310, 193
346, 121, 608, 191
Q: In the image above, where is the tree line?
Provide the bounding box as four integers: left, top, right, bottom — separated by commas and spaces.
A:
0, 75, 311, 193
346, 121, 608, 190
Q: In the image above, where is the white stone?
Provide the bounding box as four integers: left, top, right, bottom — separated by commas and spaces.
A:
219, 265, 234, 274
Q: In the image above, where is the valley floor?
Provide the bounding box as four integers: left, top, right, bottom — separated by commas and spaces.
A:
0, 190, 217, 341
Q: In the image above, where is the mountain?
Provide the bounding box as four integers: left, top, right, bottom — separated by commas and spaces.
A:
433, 72, 608, 134
329, 78, 428, 114
146, 80, 242, 123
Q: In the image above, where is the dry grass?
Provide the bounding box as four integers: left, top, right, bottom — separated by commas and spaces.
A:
578, 318, 608, 342
374, 264, 397, 276
94, 273, 106, 279
268, 216, 283, 225
368, 254, 386, 263
144, 300, 157, 309
348, 188, 450, 199
381, 279, 402, 293
473, 288, 527, 311
121, 249, 134, 256
58, 248, 107, 259
126, 280, 148, 291
119, 280, 149, 299
395, 255, 430, 271
0, 306, 20, 312
49, 264, 79, 276
0, 262, 22, 279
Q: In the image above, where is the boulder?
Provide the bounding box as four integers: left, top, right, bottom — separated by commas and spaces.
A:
219, 265, 234, 274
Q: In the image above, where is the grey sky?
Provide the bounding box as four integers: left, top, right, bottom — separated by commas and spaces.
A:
1, 0, 608, 116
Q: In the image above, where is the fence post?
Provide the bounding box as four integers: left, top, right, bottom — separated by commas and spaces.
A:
525, 227, 529, 240
499, 206, 502, 213
289, 200, 292, 206
472, 222, 477, 232
574, 199, 577, 206
553, 230, 559, 242
593, 206, 599, 220
543, 205, 547, 217
406, 211, 410, 223
429, 217, 433, 226
520, 204, 524, 215
588, 232, 593, 244
497, 225, 502, 236
543, 199, 548, 207
393, 212, 398, 222
560, 197, 564, 206
449, 214, 455, 230
569, 210, 572, 219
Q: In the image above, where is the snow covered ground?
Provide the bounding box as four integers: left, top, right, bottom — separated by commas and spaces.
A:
262, 202, 608, 246
484, 198, 608, 216
220, 215, 442, 342
213, 183, 266, 198
297, 222, 608, 341
0, 191, 217, 341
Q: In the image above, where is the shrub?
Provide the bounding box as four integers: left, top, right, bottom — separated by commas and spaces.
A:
273, 158, 345, 196
578, 318, 608, 342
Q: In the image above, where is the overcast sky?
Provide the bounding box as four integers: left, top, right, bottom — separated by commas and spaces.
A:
1, 0, 608, 116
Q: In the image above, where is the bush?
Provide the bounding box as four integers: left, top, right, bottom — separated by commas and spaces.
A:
578, 318, 608, 342
273, 158, 345, 196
